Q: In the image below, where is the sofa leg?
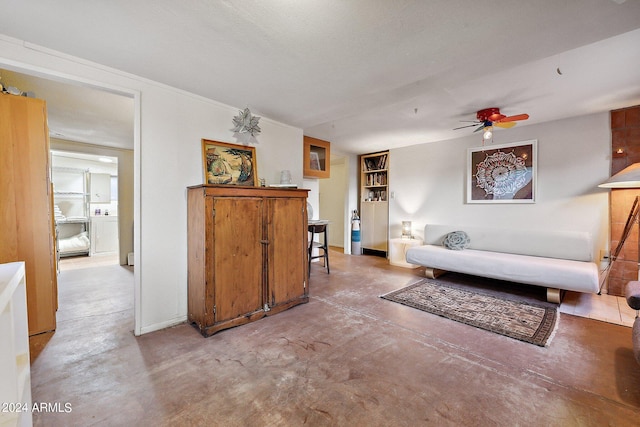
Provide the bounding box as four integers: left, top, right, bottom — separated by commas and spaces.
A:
547, 288, 562, 303
425, 268, 447, 279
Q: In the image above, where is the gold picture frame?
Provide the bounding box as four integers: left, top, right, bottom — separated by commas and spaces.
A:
202, 139, 258, 186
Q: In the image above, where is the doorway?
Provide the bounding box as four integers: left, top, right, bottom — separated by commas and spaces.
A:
51, 151, 120, 268
319, 155, 348, 250
0, 66, 138, 334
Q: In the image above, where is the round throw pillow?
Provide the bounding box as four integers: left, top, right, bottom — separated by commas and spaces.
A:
443, 231, 470, 250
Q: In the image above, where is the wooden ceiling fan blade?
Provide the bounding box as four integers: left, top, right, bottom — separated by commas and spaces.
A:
495, 113, 529, 123
494, 122, 516, 128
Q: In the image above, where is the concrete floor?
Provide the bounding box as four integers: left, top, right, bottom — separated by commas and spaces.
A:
30, 250, 640, 426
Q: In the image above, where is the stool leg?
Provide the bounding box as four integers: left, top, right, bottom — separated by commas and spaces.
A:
324, 228, 330, 274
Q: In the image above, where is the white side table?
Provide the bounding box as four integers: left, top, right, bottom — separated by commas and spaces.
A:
0, 262, 32, 427
389, 237, 423, 268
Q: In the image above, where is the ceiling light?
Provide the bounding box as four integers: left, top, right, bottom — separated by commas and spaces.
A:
483, 126, 493, 141
98, 157, 114, 163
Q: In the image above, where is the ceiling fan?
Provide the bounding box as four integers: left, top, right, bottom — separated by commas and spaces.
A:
454, 107, 529, 139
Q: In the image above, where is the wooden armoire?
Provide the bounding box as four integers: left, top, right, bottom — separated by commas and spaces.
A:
187, 185, 309, 337
0, 93, 58, 336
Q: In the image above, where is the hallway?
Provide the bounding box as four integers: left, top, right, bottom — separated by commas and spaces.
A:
30, 251, 640, 426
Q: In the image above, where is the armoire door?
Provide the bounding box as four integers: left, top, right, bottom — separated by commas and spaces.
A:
266, 197, 307, 308
0, 94, 57, 335
212, 196, 264, 323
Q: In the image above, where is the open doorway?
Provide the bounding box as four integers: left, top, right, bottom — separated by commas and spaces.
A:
319, 155, 349, 251
0, 67, 134, 266
0, 67, 137, 341
51, 151, 120, 270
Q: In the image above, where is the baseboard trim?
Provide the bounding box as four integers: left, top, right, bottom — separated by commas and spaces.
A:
138, 315, 187, 336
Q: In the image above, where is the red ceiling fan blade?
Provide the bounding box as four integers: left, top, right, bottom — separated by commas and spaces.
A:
495, 113, 529, 123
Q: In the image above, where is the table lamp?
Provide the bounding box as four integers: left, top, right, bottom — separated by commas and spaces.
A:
402, 221, 412, 239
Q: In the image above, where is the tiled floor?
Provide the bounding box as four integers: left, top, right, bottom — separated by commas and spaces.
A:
560, 290, 637, 327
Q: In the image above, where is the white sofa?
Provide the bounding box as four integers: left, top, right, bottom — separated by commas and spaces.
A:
405, 224, 601, 303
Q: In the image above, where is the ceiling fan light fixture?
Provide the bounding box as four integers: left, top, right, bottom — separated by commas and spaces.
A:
454, 108, 529, 134
483, 126, 493, 140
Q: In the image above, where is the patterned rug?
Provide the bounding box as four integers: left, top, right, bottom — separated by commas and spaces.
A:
381, 278, 558, 346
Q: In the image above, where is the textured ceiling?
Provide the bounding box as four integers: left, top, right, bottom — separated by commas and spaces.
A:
1, 0, 639, 153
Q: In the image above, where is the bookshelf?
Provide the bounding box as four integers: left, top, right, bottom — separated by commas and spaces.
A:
360, 151, 389, 255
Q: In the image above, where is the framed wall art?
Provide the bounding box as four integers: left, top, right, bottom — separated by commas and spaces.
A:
467, 139, 537, 203
309, 152, 321, 170
202, 139, 258, 186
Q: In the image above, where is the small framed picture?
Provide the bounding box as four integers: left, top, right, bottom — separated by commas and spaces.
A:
202, 139, 258, 186
309, 152, 321, 170
467, 139, 537, 203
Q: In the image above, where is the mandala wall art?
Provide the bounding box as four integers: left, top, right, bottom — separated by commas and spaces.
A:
467, 140, 537, 203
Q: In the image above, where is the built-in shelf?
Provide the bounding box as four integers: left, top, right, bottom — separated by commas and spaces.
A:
360, 151, 389, 255
303, 136, 331, 179
361, 152, 389, 202
54, 191, 88, 197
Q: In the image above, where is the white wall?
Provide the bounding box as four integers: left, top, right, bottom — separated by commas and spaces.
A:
389, 112, 611, 260
138, 87, 302, 333
0, 34, 303, 335
319, 156, 348, 248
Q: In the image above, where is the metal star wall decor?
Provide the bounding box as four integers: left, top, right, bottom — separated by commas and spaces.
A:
231, 107, 261, 137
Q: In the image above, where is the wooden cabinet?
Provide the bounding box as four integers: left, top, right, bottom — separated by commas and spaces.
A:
303, 136, 330, 178
360, 201, 389, 252
187, 185, 309, 337
360, 151, 389, 254
0, 94, 57, 336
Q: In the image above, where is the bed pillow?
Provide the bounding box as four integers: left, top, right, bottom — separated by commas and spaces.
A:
443, 231, 470, 250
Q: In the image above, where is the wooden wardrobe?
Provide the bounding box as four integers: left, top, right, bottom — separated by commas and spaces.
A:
187, 185, 309, 337
0, 93, 58, 336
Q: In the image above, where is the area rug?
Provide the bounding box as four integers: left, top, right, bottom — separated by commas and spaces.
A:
380, 278, 558, 346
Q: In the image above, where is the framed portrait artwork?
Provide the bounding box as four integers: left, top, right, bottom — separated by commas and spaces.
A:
467, 139, 537, 203
309, 152, 321, 170
202, 139, 258, 186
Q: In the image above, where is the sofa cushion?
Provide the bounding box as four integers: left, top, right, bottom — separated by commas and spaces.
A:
443, 231, 470, 250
